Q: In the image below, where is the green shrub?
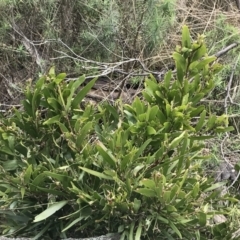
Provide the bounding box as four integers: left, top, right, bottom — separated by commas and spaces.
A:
0, 26, 237, 239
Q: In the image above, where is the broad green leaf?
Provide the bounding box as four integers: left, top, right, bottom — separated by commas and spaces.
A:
169, 131, 186, 150
190, 105, 205, 117
35, 76, 46, 89
57, 122, 69, 133
204, 182, 226, 192
79, 167, 114, 180
192, 93, 204, 105
134, 138, 152, 160
76, 122, 92, 149
47, 98, 61, 111
135, 188, 156, 197
163, 191, 171, 203
54, 72, 66, 84
142, 91, 154, 103
62, 216, 85, 232
195, 56, 216, 70
192, 44, 207, 62
21, 188, 25, 199
145, 79, 159, 93
166, 205, 177, 212
177, 137, 188, 173
157, 215, 169, 224
207, 115, 217, 130
198, 212, 207, 227
164, 70, 172, 89
43, 115, 61, 125
133, 97, 144, 115
195, 110, 206, 131
66, 75, 86, 111
129, 222, 134, 240
147, 126, 156, 135
23, 100, 33, 117
32, 91, 42, 116
169, 221, 182, 239
173, 52, 186, 83
48, 66, 55, 77
24, 164, 32, 184
140, 179, 156, 189
135, 221, 142, 240
3, 159, 18, 170
33, 200, 68, 222
192, 182, 200, 198
182, 25, 191, 48
181, 93, 189, 106
147, 105, 159, 121
72, 77, 97, 109
97, 141, 116, 168
214, 126, 234, 133
133, 198, 141, 213
170, 184, 180, 201
62, 207, 91, 232
173, 52, 186, 71
121, 152, 134, 171
133, 165, 145, 176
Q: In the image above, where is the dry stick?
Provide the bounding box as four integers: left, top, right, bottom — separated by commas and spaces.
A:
214, 43, 239, 58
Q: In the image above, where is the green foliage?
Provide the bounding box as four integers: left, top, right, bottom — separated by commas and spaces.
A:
0, 26, 237, 239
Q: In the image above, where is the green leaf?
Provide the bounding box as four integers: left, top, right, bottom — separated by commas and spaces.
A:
169, 221, 182, 239
195, 56, 216, 70
43, 115, 61, 125
48, 66, 55, 77
204, 182, 226, 192
135, 188, 156, 197
198, 212, 207, 227
169, 131, 186, 150
192, 44, 207, 62
129, 222, 134, 240
157, 215, 169, 224
132, 165, 145, 176
47, 98, 61, 111
33, 200, 68, 222
72, 77, 97, 109
192, 182, 200, 198
79, 167, 114, 180
164, 70, 172, 89
76, 122, 92, 149
214, 126, 234, 133
24, 165, 32, 184
140, 179, 156, 189
182, 25, 191, 48
96, 141, 116, 168
66, 75, 86, 111
23, 100, 33, 117
62, 207, 91, 232
133, 97, 144, 115
135, 221, 142, 240
207, 115, 217, 130
147, 126, 156, 135
54, 72, 66, 84
147, 105, 159, 121
133, 198, 141, 213
181, 93, 189, 106
134, 138, 152, 160
173, 52, 186, 83
195, 110, 206, 131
